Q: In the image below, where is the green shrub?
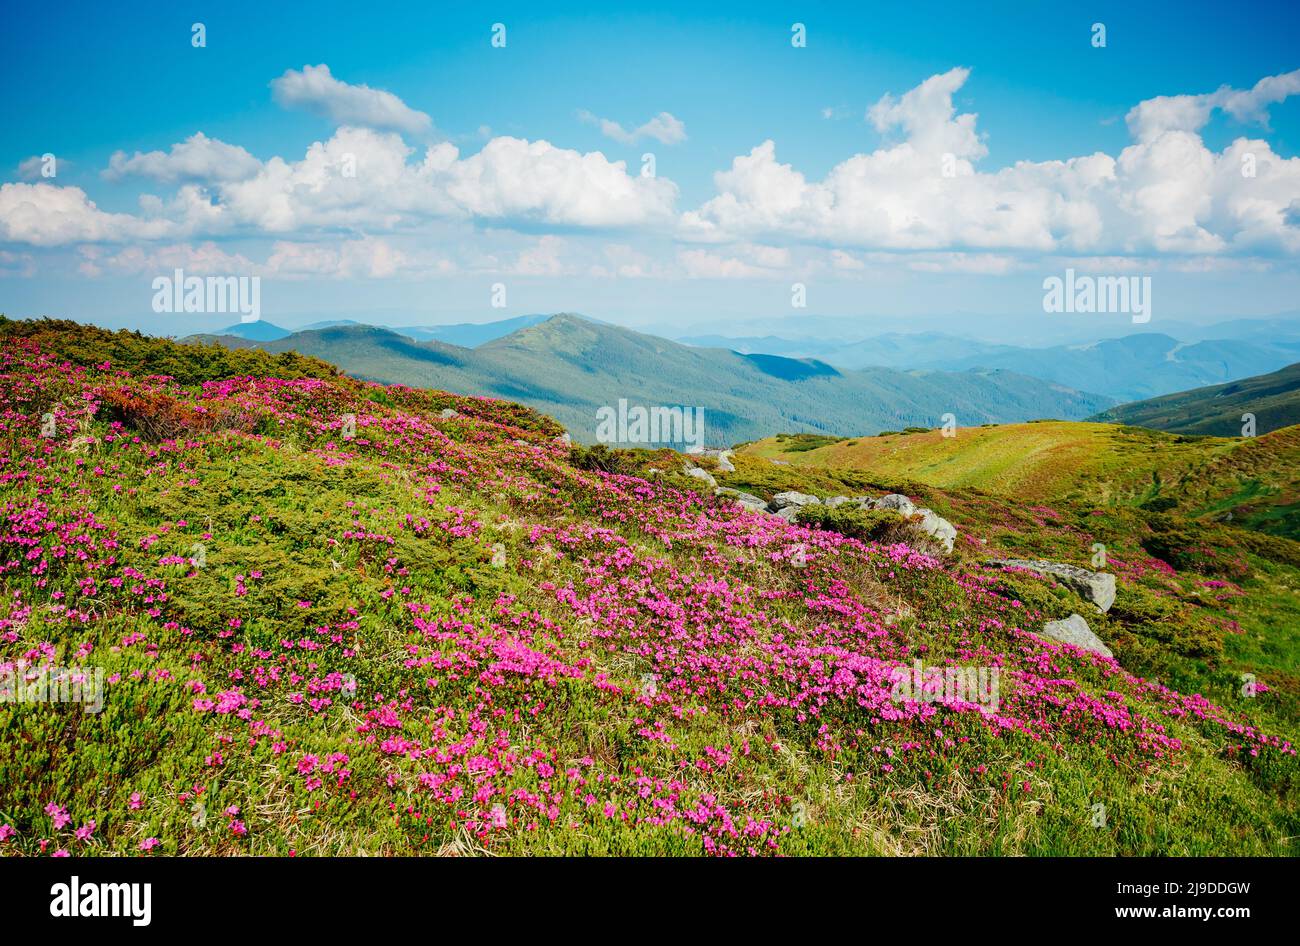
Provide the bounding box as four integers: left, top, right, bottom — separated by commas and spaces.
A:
794, 505, 908, 542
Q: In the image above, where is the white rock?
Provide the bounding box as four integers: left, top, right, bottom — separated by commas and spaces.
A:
684, 466, 717, 489
872, 494, 917, 517
915, 508, 957, 554
770, 491, 820, 510
1041, 613, 1113, 658
988, 559, 1116, 612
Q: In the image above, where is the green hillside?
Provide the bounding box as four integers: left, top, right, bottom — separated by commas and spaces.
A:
0, 317, 1296, 858
1092, 360, 1300, 437
185, 314, 1113, 445
739, 421, 1300, 541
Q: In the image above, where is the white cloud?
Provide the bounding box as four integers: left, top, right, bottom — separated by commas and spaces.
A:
682, 68, 1300, 258
677, 249, 770, 279
16, 155, 70, 181
263, 237, 443, 279
271, 64, 433, 135
77, 242, 256, 277
509, 235, 569, 276
104, 133, 262, 183
829, 249, 865, 271
77, 237, 446, 281
206, 129, 679, 232
0, 249, 35, 277
1127, 69, 1300, 140
906, 253, 1021, 275
0, 183, 177, 246
867, 67, 986, 160
5, 64, 1299, 276
0, 127, 680, 246
579, 110, 687, 145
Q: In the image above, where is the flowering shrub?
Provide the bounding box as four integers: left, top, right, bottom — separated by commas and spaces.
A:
0, 325, 1295, 857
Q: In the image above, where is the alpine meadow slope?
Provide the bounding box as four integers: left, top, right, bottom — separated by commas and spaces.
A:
0, 318, 1295, 857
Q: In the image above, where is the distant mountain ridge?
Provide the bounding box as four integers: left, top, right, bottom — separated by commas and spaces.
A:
211, 314, 552, 348
185, 314, 1114, 446
1091, 360, 1300, 437
681, 328, 1300, 402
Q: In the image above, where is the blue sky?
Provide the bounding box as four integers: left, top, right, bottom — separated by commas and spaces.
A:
2, 0, 1299, 341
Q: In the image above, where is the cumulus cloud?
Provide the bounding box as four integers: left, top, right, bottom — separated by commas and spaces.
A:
1, 127, 679, 246
77, 241, 256, 277
0, 249, 35, 277
77, 238, 444, 280
579, 110, 687, 145
510, 235, 569, 276
6, 64, 1299, 273
0, 183, 177, 246
211, 128, 676, 231
104, 133, 262, 183
271, 64, 433, 135
681, 67, 1300, 257
16, 155, 68, 181
867, 67, 986, 160
1127, 68, 1300, 140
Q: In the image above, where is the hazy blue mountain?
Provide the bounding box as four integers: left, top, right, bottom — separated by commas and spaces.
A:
299, 319, 365, 331
679, 331, 1018, 369
185, 314, 1113, 446
393, 314, 552, 346
938, 333, 1300, 402
685, 327, 1300, 402
212, 320, 292, 341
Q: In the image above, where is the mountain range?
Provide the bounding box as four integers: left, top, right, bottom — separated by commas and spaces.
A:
680, 329, 1300, 403
213, 314, 553, 347
186, 314, 1112, 446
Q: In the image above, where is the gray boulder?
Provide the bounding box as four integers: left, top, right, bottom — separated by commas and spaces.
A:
684, 466, 718, 489
774, 506, 802, 522
1040, 613, 1113, 658
989, 559, 1116, 612
872, 494, 918, 517
770, 491, 820, 511
716, 487, 768, 512
914, 508, 957, 553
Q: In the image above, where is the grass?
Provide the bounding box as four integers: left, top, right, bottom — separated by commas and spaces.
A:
0, 320, 1296, 857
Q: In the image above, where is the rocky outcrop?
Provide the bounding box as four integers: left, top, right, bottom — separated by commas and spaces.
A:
713, 487, 958, 554
1040, 613, 1113, 658
914, 508, 957, 553
769, 491, 820, 511
688, 447, 735, 472
715, 486, 769, 513
989, 559, 1116, 612
872, 494, 918, 517
684, 466, 717, 489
